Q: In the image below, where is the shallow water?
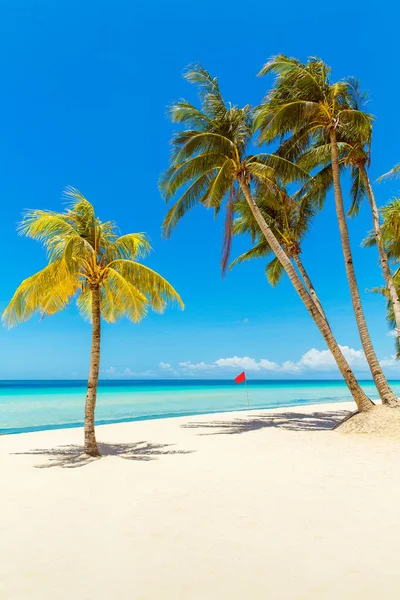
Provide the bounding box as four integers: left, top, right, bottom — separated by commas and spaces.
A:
0, 379, 398, 435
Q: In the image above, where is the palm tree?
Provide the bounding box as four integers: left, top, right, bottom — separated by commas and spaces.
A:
364, 197, 400, 355
256, 55, 398, 407
2, 188, 183, 456
160, 64, 373, 412
288, 78, 400, 336
230, 189, 327, 319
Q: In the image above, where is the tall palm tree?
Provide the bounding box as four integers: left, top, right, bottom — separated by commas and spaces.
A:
230, 190, 327, 319
288, 78, 400, 336
2, 188, 183, 456
160, 64, 373, 412
256, 55, 398, 407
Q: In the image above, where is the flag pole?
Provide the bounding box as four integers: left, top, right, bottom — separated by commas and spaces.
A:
245, 378, 250, 409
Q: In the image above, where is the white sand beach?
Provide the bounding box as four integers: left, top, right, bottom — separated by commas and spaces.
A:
1, 401, 400, 600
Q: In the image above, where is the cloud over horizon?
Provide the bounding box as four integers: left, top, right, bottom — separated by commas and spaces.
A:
102, 346, 399, 378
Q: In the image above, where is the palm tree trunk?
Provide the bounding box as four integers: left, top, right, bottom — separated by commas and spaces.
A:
329, 130, 399, 407
84, 284, 101, 456
360, 165, 400, 332
239, 178, 373, 412
293, 254, 327, 320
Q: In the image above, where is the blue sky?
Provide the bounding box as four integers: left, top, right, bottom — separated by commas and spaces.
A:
1, 0, 399, 380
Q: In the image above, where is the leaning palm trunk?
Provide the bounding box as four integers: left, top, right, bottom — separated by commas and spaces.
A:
330, 130, 399, 407
84, 284, 102, 456
292, 254, 327, 320
239, 178, 373, 412
360, 165, 400, 333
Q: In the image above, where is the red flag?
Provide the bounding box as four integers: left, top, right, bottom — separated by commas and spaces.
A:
235, 371, 246, 384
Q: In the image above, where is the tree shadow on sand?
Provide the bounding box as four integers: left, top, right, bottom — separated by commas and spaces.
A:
182, 409, 351, 436
13, 441, 194, 469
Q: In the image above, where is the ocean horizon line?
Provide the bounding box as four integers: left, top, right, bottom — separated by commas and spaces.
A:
0, 378, 395, 384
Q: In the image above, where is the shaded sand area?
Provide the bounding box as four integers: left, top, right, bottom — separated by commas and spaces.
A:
1, 401, 400, 599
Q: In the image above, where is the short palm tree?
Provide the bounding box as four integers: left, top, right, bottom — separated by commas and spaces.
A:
161, 64, 373, 412
256, 55, 398, 407
2, 188, 183, 456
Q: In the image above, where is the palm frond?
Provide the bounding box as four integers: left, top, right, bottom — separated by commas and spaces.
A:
167, 99, 211, 128
251, 153, 309, 184
102, 268, 149, 323
221, 187, 235, 275
184, 63, 226, 118
266, 257, 284, 286
173, 132, 235, 164
230, 240, 271, 269
111, 233, 151, 260
203, 159, 234, 209
2, 260, 78, 327
159, 152, 226, 200
348, 167, 366, 217
377, 163, 400, 183
162, 170, 218, 237
108, 260, 184, 312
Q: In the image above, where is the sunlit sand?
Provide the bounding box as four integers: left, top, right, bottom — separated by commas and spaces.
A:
1, 401, 400, 599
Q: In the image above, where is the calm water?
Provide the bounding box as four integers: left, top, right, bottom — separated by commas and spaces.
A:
1, 379, 399, 435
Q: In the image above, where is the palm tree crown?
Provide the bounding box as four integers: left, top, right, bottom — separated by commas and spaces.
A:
231, 189, 315, 286
160, 63, 308, 271
3, 187, 183, 327
255, 55, 372, 149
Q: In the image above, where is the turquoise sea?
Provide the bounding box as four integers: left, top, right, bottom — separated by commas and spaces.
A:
1, 379, 399, 435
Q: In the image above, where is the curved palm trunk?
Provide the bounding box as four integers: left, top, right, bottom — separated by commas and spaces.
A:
239, 178, 373, 412
360, 165, 400, 332
330, 130, 399, 407
84, 284, 101, 456
293, 254, 327, 320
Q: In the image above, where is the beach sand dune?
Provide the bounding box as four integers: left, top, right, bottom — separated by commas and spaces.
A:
1, 402, 400, 599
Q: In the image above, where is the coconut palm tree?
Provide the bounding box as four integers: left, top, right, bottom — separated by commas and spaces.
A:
2, 188, 183, 456
160, 64, 373, 412
287, 78, 400, 336
256, 55, 398, 407
364, 197, 400, 355
230, 189, 327, 319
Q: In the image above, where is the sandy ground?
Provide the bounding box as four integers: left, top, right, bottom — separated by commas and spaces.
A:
1, 401, 400, 600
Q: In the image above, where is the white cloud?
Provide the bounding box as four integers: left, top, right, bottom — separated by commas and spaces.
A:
176, 345, 398, 375
387, 330, 397, 337
379, 355, 397, 368
103, 366, 117, 375
291, 345, 368, 371
178, 361, 216, 370
214, 356, 279, 371
101, 367, 156, 377
102, 345, 400, 379
158, 362, 179, 376
235, 318, 249, 324
280, 360, 302, 373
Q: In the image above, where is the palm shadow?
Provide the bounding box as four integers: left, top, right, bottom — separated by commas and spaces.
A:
182, 409, 350, 436
13, 440, 194, 469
